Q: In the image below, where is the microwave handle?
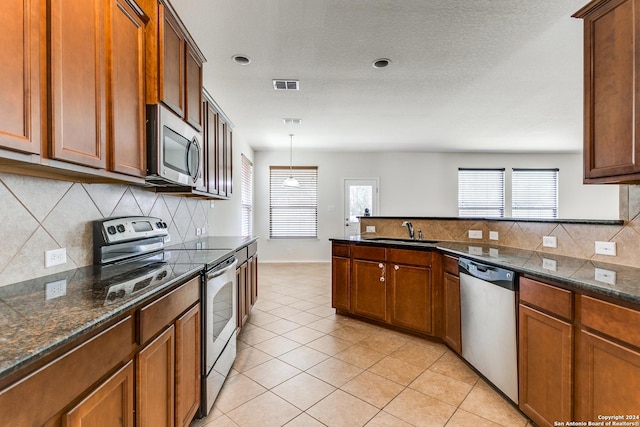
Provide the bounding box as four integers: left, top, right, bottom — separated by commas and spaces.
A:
186, 138, 201, 180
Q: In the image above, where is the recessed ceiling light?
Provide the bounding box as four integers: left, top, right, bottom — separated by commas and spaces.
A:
232, 55, 251, 65
372, 58, 391, 69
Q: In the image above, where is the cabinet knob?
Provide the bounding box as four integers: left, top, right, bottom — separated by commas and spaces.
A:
379, 277, 385, 282
394, 265, 399, 270
378, 263, 384, 268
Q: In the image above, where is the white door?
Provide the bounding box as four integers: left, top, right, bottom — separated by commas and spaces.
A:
344, 178, 379, 237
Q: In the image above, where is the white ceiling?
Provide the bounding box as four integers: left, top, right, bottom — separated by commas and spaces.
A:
172, 0, 587, 153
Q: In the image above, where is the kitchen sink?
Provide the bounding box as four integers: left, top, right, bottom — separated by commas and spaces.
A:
363, 237, 439, 245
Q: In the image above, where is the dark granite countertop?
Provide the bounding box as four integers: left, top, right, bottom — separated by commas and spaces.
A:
331, 236, 640, 306
0, 236, 257, 382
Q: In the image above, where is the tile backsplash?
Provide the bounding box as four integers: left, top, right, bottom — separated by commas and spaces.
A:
0, 173, 209, 287
360, 186, 640, 269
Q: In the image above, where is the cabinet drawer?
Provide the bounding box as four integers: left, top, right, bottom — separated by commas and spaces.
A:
520, 277, 572, 320
332, 243, 350, 258
579, 295, 640, 348
352, 244, 385, 261
0, 316, 134, 426
139, 277, 200, 345
387, 248, 432, 267
247, 241, 258, 257
443, 255, 459, 275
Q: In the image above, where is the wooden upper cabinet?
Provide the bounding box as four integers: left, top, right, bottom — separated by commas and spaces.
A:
0, 0, 41, 155
185, 45, 203, 131
108, 0, 147, 177
49, 0, 107, 168
217, 114, 228, 198
205, 100, 220, 195
574, 0, 640, 183
159, 5, 185, 116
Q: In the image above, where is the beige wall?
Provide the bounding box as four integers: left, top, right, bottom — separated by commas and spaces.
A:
0, 173, 209, 287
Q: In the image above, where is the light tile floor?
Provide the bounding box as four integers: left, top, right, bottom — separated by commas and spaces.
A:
192, 263, 534, 427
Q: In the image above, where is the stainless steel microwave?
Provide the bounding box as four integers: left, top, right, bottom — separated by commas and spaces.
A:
146, 104, 204, 188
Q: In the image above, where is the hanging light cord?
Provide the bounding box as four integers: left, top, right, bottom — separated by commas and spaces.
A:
289, 134, 294, 177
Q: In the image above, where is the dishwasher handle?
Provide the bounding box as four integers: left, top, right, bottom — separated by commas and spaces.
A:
459, 258, 516, 291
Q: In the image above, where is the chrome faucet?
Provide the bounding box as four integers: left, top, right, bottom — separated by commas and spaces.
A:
401, 221, 415, 239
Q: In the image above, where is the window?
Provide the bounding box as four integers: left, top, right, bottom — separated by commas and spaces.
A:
458, 168, 505, 217
240, 155, 253, 236
512, 169, 559, 219
269, 166, 318, 238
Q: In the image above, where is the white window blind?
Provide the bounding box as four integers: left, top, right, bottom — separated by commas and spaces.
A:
458, 168, 505, 217
512, 169, 559, 219
269, 166, 318, 239
241, 155, 253, 236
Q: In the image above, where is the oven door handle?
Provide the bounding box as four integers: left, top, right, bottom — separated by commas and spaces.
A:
207, 259, 237, 281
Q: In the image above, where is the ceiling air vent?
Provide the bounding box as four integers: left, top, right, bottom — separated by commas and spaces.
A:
273, 79, 299, 90
283, 118, 302, 125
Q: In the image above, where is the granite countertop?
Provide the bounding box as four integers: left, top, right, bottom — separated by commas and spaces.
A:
0, 236, 257, 382
331, 236, 640, 306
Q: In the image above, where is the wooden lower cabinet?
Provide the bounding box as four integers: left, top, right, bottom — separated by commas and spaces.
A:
137, 326, 175, 427
331, 255, 350, 311
175, 304, 201, 427
236, 262, 248, 328
388, 263, 432, 334
250, 255, 258, 305
64, 361, 134, 427
443, 272, 461, 354
518, 304, 572, 427
352, 259, 387, 322
574, 329, 640, 420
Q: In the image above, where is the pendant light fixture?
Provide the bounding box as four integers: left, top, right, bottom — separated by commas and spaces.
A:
283, 134, 300, 188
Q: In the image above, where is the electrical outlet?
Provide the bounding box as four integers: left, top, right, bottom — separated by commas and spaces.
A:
366, 226, 376, 233
201, 227, 206, 235
489, 231, 499, 241
595, 267, 616, 285
595, 241, 616, 256
542, 236, 557, 248
45, 280, 67, 300
196, 227, 202, 236
468, 230, 482, 239
489, 248, 499, 257
542, 258, 557, 271
45, 248, 66, 268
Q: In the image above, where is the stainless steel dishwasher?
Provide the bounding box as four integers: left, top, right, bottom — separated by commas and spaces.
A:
459, 258, 518, 403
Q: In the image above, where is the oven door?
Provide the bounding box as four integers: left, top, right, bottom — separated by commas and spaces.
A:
205, 258, 238, 375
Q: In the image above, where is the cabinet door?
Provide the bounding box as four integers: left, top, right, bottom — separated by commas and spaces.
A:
159, 5, 184, 117
248, 255, 258, 307
236, 264, 247, 328
332, 256, 351, 312
50, 0, 107, 168
519, 305, 572, 427
175, 304, 201, 427
217, 114, 228, 198
137, 326, 175, 427
575, 329, 640, 419
352, 259, 386, 322
205, 101, 219, 195
0, 0, 41, 154
185, 45, 203, 131
225, 127, 233, 196
108, 0, 146, 177
63, 361, 134, 427
388, 263, 432, 334
578, 0, 640, 182
443, 272, 461, 353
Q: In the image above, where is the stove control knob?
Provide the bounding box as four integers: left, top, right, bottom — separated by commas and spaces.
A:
116, 224, 125, 233
156, 221, 162, 228
162, 222, 168, 229
107, 226, 116, 235
107, 292, 117, 301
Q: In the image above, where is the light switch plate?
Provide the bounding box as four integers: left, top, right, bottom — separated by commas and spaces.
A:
542, 236, 557, 248
468, 230, 482, 239
489, 231, 499, 241
595, 241, 616, 256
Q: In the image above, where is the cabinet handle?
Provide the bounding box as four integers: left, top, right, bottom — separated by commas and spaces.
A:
394, 265, 399, 270
378, 263, 384, 268
380, 277, 385, 282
